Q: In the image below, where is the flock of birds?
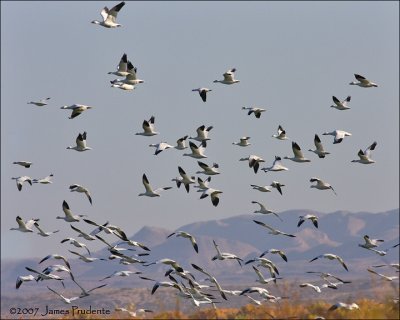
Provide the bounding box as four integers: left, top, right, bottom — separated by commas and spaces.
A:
10, 1, 399, 318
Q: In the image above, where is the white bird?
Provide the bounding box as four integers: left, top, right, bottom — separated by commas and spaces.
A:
100, 270, 141, 281
251, 184, 272, 193
68, 250, 106, 263
199, 187, 223, 207
260, 249, 288, 262
144, 258, 184, 273
359, 235, 384, 249
251, 201, 283, 221
110, 61, 144, 85
252, 266, 280, 284
297, 214, 319, 228
328, 302, 360, 311
135, 116, 159, 136
239, 155, 265, 174
11, 176, 32, 191
25, 267, 64, 282
299, 283, 322, 293
149, 142, 174, 155
47, 286, 80, 304
322, 129, 352, 144
367, 268, 398, 281
233, 136, 251, 147
213, 68, 240, 85
171, 166, 196, 193
309, 253, 349, 271
107, 53, 129, 76
270, 181, 285, 195
32, 174, 54, 184
69, 184, 92, 205
253, 220, 296, 237
284, 141, 311, 163
196, 161, 220, 175
308, 134, 330, 158
139, 275, 182, 295
27, 97, 50, 106
189, 125, 213, 145
167, 231, 199, 253
192, 88, 212, 102
34, 222, 59, 237
211, 240, 243, 266
272, 125, 289, 140
310, 177, 337, 195
10, 216, 39, 233
306, 271, 351, 284
111, 82, 135, 90
331, 96, 351, 110
242, 106, 266, 119
261, 156, 289, 173
349, 74, 378, 87
61, 238, 91, 255
194, 176, 212, 191
40, 264, 73, 279
66, 131, 92, 151
39, 254, 71, 269
13, 161, 32, 168
191, 263, 227, 300
174, 135, 189, 150
114, 307, 153, 318
351, 141, 377, 164
71, 279, 107, 298
245, 257, 280, 278
138, 174, 172, 197
60, 104, 93, 119
183, 141, 208, 159
69, 224, 97, 241
56, 200, 86, 222
91, 1, 126, 28
16, 275, 35, 289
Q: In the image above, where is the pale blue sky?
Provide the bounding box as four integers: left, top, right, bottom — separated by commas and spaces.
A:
1, 1, 399, 259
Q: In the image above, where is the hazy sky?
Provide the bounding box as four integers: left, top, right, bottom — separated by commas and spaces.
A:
1, 1, 399, 260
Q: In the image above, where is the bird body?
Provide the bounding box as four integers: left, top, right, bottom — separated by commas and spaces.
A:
233, 136, 251, 147
32, 174, 53, 184
239, 155, 265, 174
135, 116, 159, 136
261, 156, 289, 173
309, 134, 330, 158
272, 125, 288, 140
251, 201, 282, 221
284, 141, 311, 163
11, 176, 32, 191
27, 97, 50, 106
139, 174, 172, 197
67, 132, 92, 151
310, 177, 337, 195
322, 129, 352, 144
242, 107, 266, 118
298, 214, 319, 228
13, 161, 32, 168
214, 68, 240, 84
331, 96, 351, 110
60, 104, 93, 119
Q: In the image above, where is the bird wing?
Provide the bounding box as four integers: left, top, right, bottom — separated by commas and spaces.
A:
223, 69, 235, 82
253, 220, 274, 232
314, 134, 325, 152
100, 7, 109, 22
76, 132, 87, 149
142, 174, 154, 193
107, 1, 125, 22
364, 141, 377, 157
292, 142, 305, 158
117, 53, 128, 72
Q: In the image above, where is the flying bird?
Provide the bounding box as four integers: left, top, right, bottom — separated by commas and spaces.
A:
149, 142, 174, 155
349, 74, 378, 87
34, 222, 59, 237
91, 1, 126, 28
213, 68, 240, 85
328, 302, 360, 311
310, 177, 337, 195
239, 155, 265, 174
351, 141, 377, 164
242, 107, 266, 119
32, 174, 53, 184
13, 161, 32, 168
108, 53, 129, 76
10, 216, 39, 233
284, 141, 311, 163
189, 125, 213, 145
192, 88, 212, 102
139, 174, 172, 197
196, 161, 220, 175
297, 214, 319, 228
60, 104, 93, 119
272, 125, 289, 140
56, 200, 86, 222
253, 220, 296, 237
167, 231, 199, 253
135, 116, 159, 136
261, 156, 289, 173
199, 187, 223, 207
171, 166, 196, 193
69, 184, 92, 205
270, 181, 285, 195
308, 134, 330, 158
322, 129, 352, 144
183, 141, 208, 159
11, 176, 32, 191
309, 253, 349, 271
16, 275, 35, 289
367, 268, 398, 281
27, 97, 50, 106
66, 132, 92, 151
232, 136, 251, 147
251, 201, 283, 221
331, 96, 351, 110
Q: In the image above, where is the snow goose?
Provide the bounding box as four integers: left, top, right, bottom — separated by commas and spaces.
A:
174, 135, 189, 150
297, 214, 319, 228
60, 104, 93, 119
251, 201, 282, 221
367, 268, 398, 281
191, 263, 227, 300
351, 141, 377, 164
91, 1, 126, 28
144, 258, 184, 273
110, 61, 144, 86
61, 238, 91, 255
139, 275, 182, 295
27, 97, 50, 106
68, 250, 106, 263
34, 222, 59, 237
39, 254, 71, 269
82, 219, 128, 241
199, 187, 223, 207
139, 174, 172, 197
40, 265, 74, 280
349, 74, 378, 87
233, 136, 251, 147
309, 253, 348, 271
310, 177, 337, 195
13, 161, 32, 168
306, 271, 351, 284
270, 181, 285, 195
189, 125, 213, 146
242, 106, 266, 119
251, 184, 272, 193
253, 220, 296, 237
308, 134, 330, 158
284, 142, 311, 163
69, 184, 92, 205
167, 231, 199, 253
328, 302, 359, 311
71, 279, 107, 298
149, 142, 174, 155
196, 161, 220, 175
239, 287, 277, 300
213, 68, 240, 85
358, 235, 384, 249
57, 200, 86, 222
322, 129, 352, 144
260, 249, 288, 262
70, 224, 96, 241
100, 270, 141, 281
171, 166, 196, 193
32, 174, 53, 184
239, 155, 265, 174
115, 308, 153, 318
108, 53, 128, 76
111, 82, 135, 90
372, 263, 400, 271
135, 116, 159, 136
183, 141, 208, 159
331, 96, 351, 110
261, 156, 289, 173
47, 286, 80, 304
67, 132, 92, 151
16, 275, 35, 289
252, 266, 280, 284
192, 88, 212, 102
25, 267, 64, 282
299, 283, 322, 293
194, 176, 212, 191
272, 125, 289, 140
211, 240, 243, 266
11, 175, 32, 191
10, 216, 39, 233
